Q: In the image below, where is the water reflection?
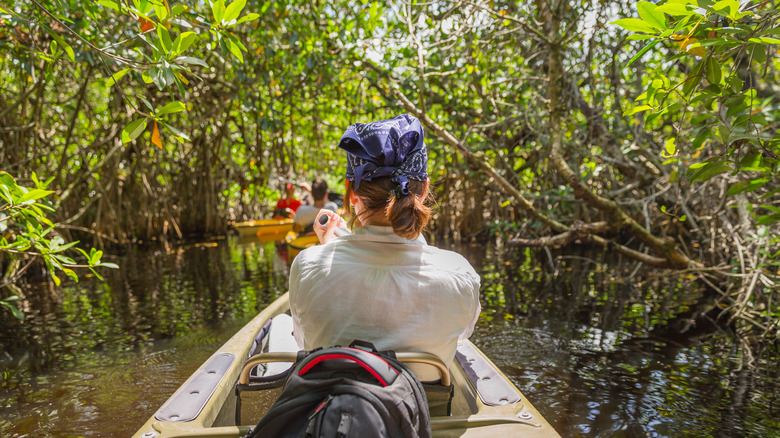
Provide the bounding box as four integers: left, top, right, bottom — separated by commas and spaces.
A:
0, 237, 289, 437
470, 243, 780, 437
0, 237, 778, 437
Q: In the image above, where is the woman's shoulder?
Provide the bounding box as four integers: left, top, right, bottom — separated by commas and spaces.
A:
421, 245, 478, 275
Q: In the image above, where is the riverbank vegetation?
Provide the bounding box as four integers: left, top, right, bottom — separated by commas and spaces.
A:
1, 0, 778, 365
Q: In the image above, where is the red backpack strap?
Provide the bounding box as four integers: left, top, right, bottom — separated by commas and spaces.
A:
297, 347, 399, 387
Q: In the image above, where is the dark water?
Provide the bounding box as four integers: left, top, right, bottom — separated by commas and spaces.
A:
1, 236, 778, 437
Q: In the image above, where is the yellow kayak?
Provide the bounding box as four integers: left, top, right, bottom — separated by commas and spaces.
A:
284, 231, 318, 262
233, 219, 293, 238
132, 293, 561, 438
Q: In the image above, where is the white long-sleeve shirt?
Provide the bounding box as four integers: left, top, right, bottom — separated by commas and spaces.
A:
289, 225, 481, 381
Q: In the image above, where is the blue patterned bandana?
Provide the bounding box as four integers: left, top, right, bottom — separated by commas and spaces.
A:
338, 114, 428, 196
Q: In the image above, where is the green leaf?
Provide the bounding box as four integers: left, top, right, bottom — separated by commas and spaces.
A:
51, 273, 61, 286
106, 68, 131, 86
756, 214, 780, 225
223, 0, 247, 23
728, 131, 770, 145
760, 205, 780, 215
226, 39, 244, 62
91, 249, 104, 264
612, 18, 657, 33
121, 118, 148, 143
627, 40, 660, 67
259, 1, 271, 14
748, 37, 780, 45
176, 56, 209, 68
690, 113, 714, 125
160, 121, 191, 141
18, 189, 54, 204
625, 105, 653, 115
637, 1, 667, 30
727, 178, 769, 195
655, 3, 693, 16
689, 161, 732, 183
89, 268, 105, 282
739, 151, 763, 170
663, 138, 676, 157
157, 25, 173, 54
212, 0, 226, 23
97, 262, 120, 269
235, 13, 260, 25
97, 0, 120, 11
154, 3, 169, 21
705, 56, 721, 84
48, 31, 75, 62
63, 268, 79, 282
712, 0, 751, 20
1, 301, 25, 320
156, 101, 186, 115
171, 32, 197, 56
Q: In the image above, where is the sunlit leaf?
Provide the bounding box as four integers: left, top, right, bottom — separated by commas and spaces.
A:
612, 18, 657, 33
223, 0, 247, 23
171, 32, 197, 56
63, 268, 79, 282
18, 189, 54, 204
655, 3, 694, 16
106, 68, 131, 86
156, 101, 186, 115
47, 31, 75, 62
227, 39, 244, 62
625, 105, 653, 115
121, 118, 148, 143
212, 0, 226, 23
663, 138, 676, 157
157, 25, 173, 54
637, 1, 667, 30
97, 0, 119, 11
748, 37, 780, 45
235, 13, 260, 25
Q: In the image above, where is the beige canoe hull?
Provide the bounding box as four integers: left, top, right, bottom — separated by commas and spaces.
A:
133, 293, 560, 438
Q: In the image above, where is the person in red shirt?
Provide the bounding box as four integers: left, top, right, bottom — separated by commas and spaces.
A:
273, 183, 302, 218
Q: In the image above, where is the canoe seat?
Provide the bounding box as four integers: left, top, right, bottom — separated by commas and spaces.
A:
237, 350, 454, 418
239, 351, 451, 386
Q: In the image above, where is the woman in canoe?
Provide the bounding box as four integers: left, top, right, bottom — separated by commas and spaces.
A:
288, 114, 481, 382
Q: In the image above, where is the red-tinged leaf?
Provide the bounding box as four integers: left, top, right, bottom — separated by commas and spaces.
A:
140, 18, 154, 33
152, 121, 162, 149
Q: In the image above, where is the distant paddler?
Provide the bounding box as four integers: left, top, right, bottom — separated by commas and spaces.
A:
273, 180, 305, 219
292, 178, 338, 233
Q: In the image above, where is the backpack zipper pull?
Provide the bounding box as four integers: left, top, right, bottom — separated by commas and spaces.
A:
304, 395, 334, 437
337, 412, 352, 437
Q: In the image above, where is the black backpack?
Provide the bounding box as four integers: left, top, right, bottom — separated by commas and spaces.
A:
242, 341, 431, 438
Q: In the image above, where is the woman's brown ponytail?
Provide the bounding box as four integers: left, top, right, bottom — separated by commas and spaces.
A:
347, 177, 431, 239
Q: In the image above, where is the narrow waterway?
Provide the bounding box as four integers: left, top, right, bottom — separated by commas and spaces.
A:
0, 236, 778, 437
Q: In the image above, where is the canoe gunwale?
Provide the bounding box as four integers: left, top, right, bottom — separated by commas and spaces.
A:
233, 219, 294, 237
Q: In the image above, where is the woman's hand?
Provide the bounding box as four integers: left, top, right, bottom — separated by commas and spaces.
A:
314, 210, 339, 244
